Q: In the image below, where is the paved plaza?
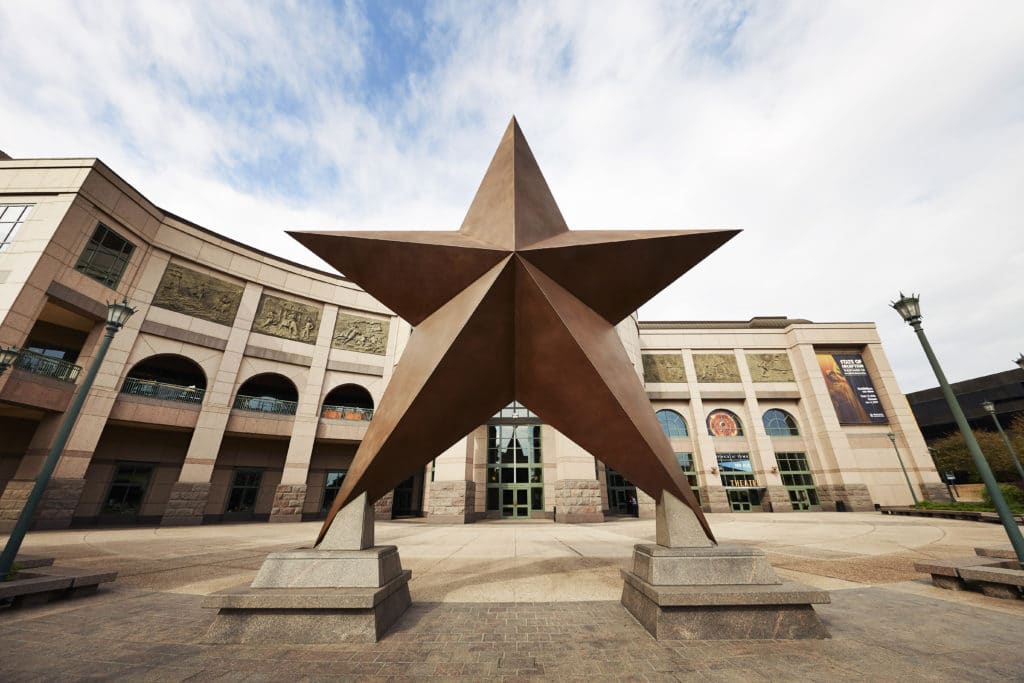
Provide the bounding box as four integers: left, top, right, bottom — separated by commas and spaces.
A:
2, 512, 1023, 680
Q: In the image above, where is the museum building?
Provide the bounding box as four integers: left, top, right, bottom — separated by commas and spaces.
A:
0, 155, 949, 531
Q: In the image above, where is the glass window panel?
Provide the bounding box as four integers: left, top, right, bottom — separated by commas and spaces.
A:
516, 467, 529, 483
502, 489, 513, 505
531, 488, 543, 510
530, 467, 542, 483
516, 489, 527, 505
656, 410, 688, 438
487, 488, 499, 510
501, 468, 514, 483
488, 467, 499, 483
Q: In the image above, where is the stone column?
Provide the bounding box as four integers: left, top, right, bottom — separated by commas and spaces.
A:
269, 306, 338, 523
162, 282, 263, 526
426, 437, 475, 523
682, 351, 729, 512
551, 429, 603, 523
735, 349, 792, 512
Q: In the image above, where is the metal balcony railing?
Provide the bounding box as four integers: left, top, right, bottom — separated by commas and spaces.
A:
320, 404, 374, 421
120, 377, 205, 404
13, 349, 82, 383
232, 393, 298, 416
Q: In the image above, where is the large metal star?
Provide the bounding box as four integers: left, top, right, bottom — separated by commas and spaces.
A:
291, 118, 737, 545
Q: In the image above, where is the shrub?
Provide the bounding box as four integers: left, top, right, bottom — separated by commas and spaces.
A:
981, 482, 1024, 510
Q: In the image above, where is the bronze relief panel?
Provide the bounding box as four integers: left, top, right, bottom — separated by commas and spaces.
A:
332, 312, 390, 355
693, 353, 741, 383
151, 263, 243, 326
747, 352, 795, 382
642, 353, 686, 383
252, 293, 322, 344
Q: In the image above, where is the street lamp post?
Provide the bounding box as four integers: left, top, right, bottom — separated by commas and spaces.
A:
891, 293, 1024, 564
886, 432, 919, 505
981, 400, 1024, 481
0, 299, 135, 581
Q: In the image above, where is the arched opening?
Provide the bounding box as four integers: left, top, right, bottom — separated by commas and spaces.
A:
763, 409, 799, 436
121, 354, 207, 403
707, 409, 744, 437
321, 383, 375, 420
234, 373, 299, 415
656, 409, 689, 438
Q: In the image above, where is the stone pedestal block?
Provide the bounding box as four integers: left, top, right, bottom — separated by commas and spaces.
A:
0, 477, 86, 531
555, 479, 603, 523
921, 482, 953, 502
763, 486, 793, 512
816, 483, 874, 512
704, 486, 731, 513
161, 482, 211, 526
427, 480, 475, 523
269, 484, 307, 523
373, 490, 394, 520
631, 545, 779, 585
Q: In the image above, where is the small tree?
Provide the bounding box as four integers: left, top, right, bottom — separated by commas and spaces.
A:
928, 420, 1022, 483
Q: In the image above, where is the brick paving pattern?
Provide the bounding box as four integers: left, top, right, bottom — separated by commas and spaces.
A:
2, 586, 1023, 681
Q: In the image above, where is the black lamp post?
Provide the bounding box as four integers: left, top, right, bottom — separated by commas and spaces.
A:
0, 346, 19, 377
981, 400, 1024, 481
0, 299, 136, 581
886, 432, 919, 505
891, 293, 1024, 563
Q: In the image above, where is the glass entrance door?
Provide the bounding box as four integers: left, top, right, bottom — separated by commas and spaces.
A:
486, 402, 544, 519
606, 467, 638, 516
726, 488, 760, 511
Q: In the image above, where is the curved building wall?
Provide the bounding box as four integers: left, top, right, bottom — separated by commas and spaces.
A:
0, 157, 945, 531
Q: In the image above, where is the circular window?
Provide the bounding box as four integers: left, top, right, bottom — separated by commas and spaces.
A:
707, 409, 743, 437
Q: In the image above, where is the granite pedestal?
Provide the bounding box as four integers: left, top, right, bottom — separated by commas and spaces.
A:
621, 492, 830, 639
203, 493, 411, 643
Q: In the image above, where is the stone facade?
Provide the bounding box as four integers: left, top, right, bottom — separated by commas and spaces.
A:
816, 484, 875, 512
426, 481, 475, 523
373, 491, 394, 521
703, 487, 731, 514
0, 479, 33, 531
270, 484, 308, 523
554, 479, 603, 523
920, 482, 953, 502
763, 485, 794, 512
35, 477, 86, 530
161, 482, 212, 526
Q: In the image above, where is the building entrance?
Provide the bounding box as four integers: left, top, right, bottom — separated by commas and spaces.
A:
486, 402, 544, 518
605, 467, 638, 516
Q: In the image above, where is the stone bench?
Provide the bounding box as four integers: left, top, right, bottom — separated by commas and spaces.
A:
975, 546, 1016, 560
957, 566, 1024, 600
914, 556, 1022, 598
1, 558, 117, 608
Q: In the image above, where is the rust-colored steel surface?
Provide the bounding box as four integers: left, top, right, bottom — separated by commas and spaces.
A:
291, 118, 738, 545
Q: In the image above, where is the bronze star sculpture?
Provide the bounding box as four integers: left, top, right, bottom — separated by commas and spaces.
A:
291, 118, 738, 545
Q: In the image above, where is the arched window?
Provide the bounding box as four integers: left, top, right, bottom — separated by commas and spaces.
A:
234, 373, 299, 415
707, 409, 744, 437
763, 409, 799, 436
656, 410, 689, 438
121, 354, 207, 404
321, 383, 375, 420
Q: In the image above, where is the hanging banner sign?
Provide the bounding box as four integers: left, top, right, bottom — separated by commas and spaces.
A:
816, 353, 888, 424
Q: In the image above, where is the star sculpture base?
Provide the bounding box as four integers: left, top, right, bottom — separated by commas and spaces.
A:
620, 492, 830, 640
202, 495, 411, 643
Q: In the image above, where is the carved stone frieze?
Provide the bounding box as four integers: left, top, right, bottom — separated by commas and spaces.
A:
693, 353, 740, 383
746, 353, 795, 382
332, 312, 389, 355
252, 293, 321, 344
642, 354, 686, 383
151, 263, 243, 326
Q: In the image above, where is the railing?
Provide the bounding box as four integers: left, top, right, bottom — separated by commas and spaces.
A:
232, 393, 298, 416
321, 404, 374, 421
120, 377, 205, 404
13, 349, 81, 383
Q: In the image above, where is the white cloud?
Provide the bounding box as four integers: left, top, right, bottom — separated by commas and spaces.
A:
1, 0, 1022, 391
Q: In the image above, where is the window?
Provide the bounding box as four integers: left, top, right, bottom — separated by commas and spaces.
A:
75, 223, 135, 287
763, 409, 799, 436
656, 409, 689, 438
675, 452, 701, 504
102, 463, 152, 515
225, 468, 262, 513
775, 452, 819, 510
707, 409, 744, 437
0, 204, 31, 251
717, 453, 757, 487
322, 470, 348, 512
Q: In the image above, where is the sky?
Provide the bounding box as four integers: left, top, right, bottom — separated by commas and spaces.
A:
1, 1, 1022, 392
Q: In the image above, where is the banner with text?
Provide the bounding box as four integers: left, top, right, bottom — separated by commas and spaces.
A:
816, 353, 888, 424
